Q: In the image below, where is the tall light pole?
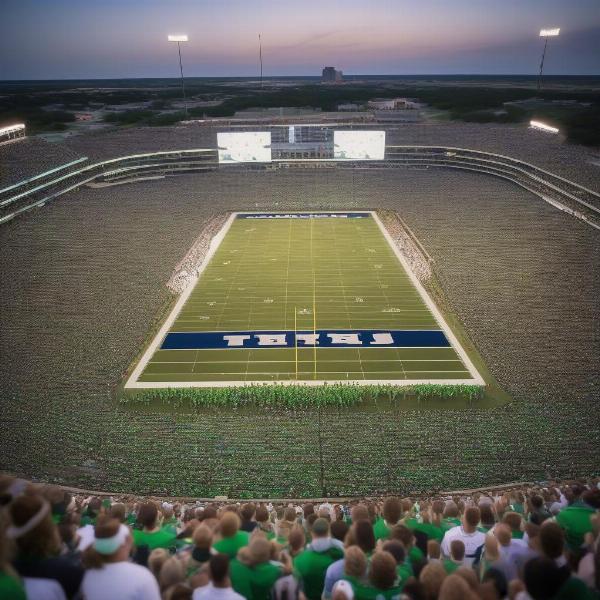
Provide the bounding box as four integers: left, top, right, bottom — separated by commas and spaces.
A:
538, 28, 560, 91
259, 33, 263, 88
168, 34, 189, 118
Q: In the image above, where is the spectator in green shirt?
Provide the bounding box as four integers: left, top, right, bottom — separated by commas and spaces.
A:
555, 489, 599, 551
80, 497, 103, 526
502, 511, 525, 539
349, 551, 404, 600
478, 504, 497, 533
248, 536, 289, 600
287, 526, 306, 559
294, 518, 343, 600
213, 512, 250, 559
0, 512, 26, 600
254, 505, 275, 540
132, 502, 178, 552
389, 525, 425, 566
522, 556, 595, 600
443, 540, 465, 574
373, 498, 403, 541
381, 541, 412, 588
441, 501, 461, 531
414, 502, 444, 543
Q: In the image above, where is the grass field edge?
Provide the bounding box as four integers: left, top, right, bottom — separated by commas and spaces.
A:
124, 210, 489, 394
123, 211, 237, 389
371, 211, 485, 386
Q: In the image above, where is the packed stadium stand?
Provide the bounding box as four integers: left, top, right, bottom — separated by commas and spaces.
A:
1, 122, 599, 600
0, 138, 85, 189
1, 169, 598, 495
62, 122, 600, 192
1, 476, 599, 599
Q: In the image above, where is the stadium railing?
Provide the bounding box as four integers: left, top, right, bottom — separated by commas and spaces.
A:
1, 145, 599, 231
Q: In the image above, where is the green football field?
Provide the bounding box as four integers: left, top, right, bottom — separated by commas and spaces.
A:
126, 212, 482, 387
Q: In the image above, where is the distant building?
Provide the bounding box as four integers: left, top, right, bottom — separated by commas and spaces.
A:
337, 103, 360, 111
368, 97, 421, 110
322, 67, 343, 83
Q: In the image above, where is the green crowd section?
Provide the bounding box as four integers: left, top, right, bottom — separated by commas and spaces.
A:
138, 215, 471, 383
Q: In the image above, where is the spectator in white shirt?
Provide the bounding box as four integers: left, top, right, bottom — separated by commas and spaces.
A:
192, 554, 245, 600
441, 507, 486, 567
81, 518, 160, 600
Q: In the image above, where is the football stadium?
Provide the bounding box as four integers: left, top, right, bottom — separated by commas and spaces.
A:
1, 117, 599, 598
1, 2, 600, 598
0, 122, 599, 492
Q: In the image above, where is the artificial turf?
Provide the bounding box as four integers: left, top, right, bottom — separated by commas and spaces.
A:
131, 212, 479, 386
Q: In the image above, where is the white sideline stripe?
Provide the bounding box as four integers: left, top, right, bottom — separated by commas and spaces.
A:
149, 359, 464, 364
131, 378, 480, 388
143, 371, 470, 375
168, 328, 444, 333
371, 212, 484, 386
149, 346, 455, 352
127, 211, 484, 389
125, 213, 236, 389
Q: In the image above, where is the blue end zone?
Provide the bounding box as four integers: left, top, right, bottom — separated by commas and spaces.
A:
237, 213, 370, 219
161, 330, 450, 350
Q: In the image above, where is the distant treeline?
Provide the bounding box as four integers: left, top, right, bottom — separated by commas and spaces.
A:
1, 81, 599, 145
114, 85, 600, 146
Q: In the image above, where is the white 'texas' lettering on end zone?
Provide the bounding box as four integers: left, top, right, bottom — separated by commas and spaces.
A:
223, 335, 251, 347
257, 334, 287, 346
327, 333, 360, 345
371, 332, 394, 345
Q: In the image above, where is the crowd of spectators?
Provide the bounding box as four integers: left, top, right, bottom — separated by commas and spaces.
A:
1, 476, 599, 599
0, 138, 84, 190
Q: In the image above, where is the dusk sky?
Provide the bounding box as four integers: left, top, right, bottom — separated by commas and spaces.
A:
1, 0, 599, 79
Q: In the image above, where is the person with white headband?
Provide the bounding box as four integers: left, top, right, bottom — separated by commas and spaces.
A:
81, 518, 160, 600
0, 510, 27, 600
9, 495, 83, 599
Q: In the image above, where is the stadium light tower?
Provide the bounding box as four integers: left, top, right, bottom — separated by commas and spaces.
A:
168, 34, 189, 118
538, 28, 560, 91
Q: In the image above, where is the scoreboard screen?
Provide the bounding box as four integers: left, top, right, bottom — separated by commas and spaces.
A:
217, 132, 271, 164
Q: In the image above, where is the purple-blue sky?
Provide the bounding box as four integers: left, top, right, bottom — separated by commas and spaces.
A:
1, 0, 599, 79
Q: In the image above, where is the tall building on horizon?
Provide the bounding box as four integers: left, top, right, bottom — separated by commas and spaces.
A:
322, 66, 343, 83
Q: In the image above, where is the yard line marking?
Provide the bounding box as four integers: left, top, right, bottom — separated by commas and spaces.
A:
311, 217, 317, 380
143, 370, 471, 376
127, 212, 484, 388
150, 359, 465, 364
295, 306, 298, 380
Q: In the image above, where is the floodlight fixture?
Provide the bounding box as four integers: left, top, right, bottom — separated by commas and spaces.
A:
540, 28, 560, 37
167, 34, 189, 117
258, 33, 263, 88
537, 27, 560, 90
530, 120, 559, 134
0, 123, 25, 136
